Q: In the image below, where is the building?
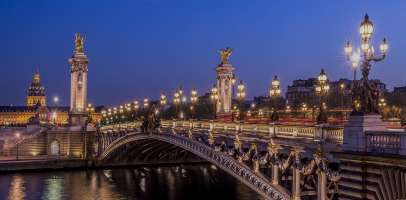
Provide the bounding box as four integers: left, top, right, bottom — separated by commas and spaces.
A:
285, 77, 387, 107
253, 95, 285, 109
285, 78, 318, 107
27, 68, 46, 106
198, 92, 212, 105
0, 68, 102, 126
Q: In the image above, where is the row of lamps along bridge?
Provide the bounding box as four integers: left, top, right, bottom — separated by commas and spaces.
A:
99, 14, 388, 125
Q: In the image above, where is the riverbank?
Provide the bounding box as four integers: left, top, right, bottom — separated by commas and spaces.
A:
0, 156, 91, 172
0, 156, 209, 173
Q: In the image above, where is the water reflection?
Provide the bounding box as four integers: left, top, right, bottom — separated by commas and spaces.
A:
0, 164, 257, 200
6, 174, 26, 200
42, 176, 66, 200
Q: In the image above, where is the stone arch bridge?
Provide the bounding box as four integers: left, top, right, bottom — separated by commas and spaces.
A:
98, 121, 344, 200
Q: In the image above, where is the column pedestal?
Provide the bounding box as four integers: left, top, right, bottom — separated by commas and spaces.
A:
343, 114, 386, 152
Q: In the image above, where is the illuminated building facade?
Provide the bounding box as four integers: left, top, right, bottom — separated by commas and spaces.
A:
27, 68, 46, 106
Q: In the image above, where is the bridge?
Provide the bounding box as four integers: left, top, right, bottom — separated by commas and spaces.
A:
93, 120, 406, 200
1, 119, 405, 199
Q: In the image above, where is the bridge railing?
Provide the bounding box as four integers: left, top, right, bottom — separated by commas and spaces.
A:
162, 120, 343, 142
366, 131, 406, 155
99, 120, 344, 142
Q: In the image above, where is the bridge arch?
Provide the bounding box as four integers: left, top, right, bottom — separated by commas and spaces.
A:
99, 132, 291, 200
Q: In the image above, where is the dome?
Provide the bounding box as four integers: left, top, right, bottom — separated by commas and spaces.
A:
28, 82, 45, 96
27, 68, 45, 96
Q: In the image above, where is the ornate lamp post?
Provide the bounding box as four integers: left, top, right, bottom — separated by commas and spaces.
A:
160, 93, 166, 119
315, 69, 330, 124
179, 86, 183, 117
379, 98, 386, 119
174, 90, 180, 119
211, 84, 218, 119
126, 102, 131, 122
113, 106, 117, 124
258, 109, 263, 119
107, 108, 112, 124
134, 100, 139, 121
119, 104, 124, 123
190, 88, 197, 119
144, 97, 149, 115
53, 96, 59, 125
340, 80, 345, 109
345, 14, 388, 114
86, 103, 94, 125
236, 81, 245, 120
16, 132, 20, 160
269, 76, 281, 122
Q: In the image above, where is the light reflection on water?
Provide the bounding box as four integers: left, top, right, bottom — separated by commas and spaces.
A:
0, 164, 257, 200
6, 174, 26, 200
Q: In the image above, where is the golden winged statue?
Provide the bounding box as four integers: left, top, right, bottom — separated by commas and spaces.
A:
218, 47, 234, 64
74, 32, 87, 55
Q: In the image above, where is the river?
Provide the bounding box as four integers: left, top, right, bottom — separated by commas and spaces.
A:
0, 163, 258, 200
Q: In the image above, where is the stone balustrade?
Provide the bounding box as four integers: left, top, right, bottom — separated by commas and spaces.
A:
366, 131, 406, 155
2, 127, 46, 150
100, 120, 344, 142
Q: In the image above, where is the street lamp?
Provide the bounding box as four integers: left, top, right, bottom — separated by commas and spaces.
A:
236, 81, 245, 120
379, 98, 386, 119
269, 75, 281, 122
53, 96, 59, 125
119, 104, 124, 123
190, 88, 197, 119
16, 132, 20, 160
174, 90, 180, 119
340, 80, 345, 110
345, 14, 388, 114
107, 108, 112, 124
258, 109, 263, 119
113, 106, 117, 124
315, 69, 330, 124
160, 93, 166, 119
179, 86, 183, 117
302, 103, 307, 118
232, 74, 236, 101
126, 102, 131, 122
86, 103, 94, 124
134, 100, 139, 121
211, 84, 218, 119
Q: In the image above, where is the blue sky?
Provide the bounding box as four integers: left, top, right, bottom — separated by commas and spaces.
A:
1, 1, 405, 107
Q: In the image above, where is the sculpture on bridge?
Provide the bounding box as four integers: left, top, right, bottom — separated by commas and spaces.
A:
218, 47, 234, 64
351, 64, 381, 115
74, 32, 87, 55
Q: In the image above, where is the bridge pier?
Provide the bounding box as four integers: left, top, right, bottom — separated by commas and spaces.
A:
272, 164, 280, 185
292, 168, 301, 200
317, 171, 327, 200
253, 160, 259, 172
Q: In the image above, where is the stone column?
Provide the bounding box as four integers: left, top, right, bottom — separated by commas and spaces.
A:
272, 164, 280, 185
253, 160, 259, 172
68, 53, 90, 125
317, 171, 327, 200
292, 168, 301, 200
214, 63, 234, 114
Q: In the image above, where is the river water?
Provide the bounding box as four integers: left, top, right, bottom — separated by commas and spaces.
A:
0, 163, 258, 200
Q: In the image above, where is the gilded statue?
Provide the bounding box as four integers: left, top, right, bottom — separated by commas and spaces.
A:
74, 32, 87, 55
218, 47, 234, 64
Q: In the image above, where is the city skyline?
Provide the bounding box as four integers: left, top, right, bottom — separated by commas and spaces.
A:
1, 1, 406, 107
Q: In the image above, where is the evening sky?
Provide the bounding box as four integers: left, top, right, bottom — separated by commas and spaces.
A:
0, 0, 405, 107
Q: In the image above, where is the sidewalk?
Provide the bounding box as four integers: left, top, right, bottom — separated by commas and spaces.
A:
0, 155, 73, 162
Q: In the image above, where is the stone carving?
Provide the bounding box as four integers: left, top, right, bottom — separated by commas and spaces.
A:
77, 73, 83, 90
